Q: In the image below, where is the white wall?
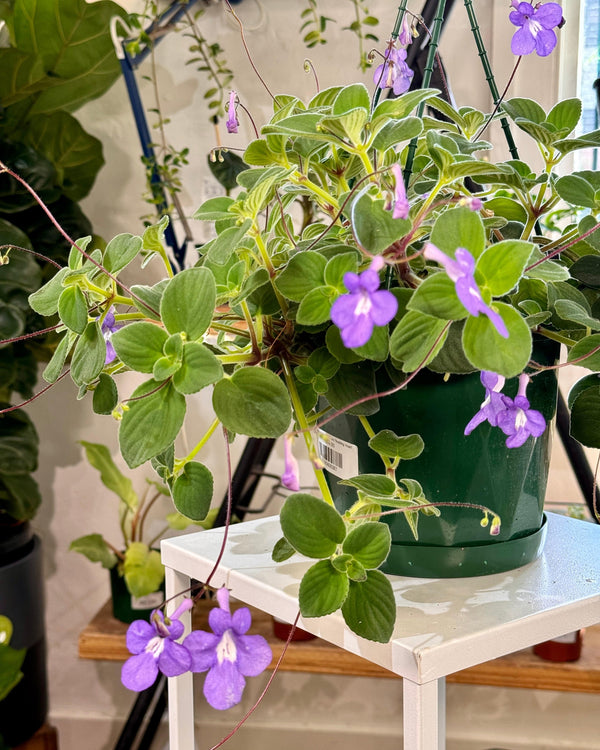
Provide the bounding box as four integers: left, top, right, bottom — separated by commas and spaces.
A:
28, 1, 598, 748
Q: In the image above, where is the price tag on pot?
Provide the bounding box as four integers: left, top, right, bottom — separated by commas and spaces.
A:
317, 431, 359, 480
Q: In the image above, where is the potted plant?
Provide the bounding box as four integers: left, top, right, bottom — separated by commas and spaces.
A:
70, 440, 212, 623
1, 0, 599, 711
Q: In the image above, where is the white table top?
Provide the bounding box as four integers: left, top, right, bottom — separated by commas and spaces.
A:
161, 511, 600, 683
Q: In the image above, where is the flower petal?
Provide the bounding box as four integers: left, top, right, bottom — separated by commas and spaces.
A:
234, 633, 273, 677
232, 607, 252, 636
330, 293, 361, 328
209, 606, 232, 636
534, 3, 563, 28
203, 661, 246, 710
157, 640, 192, 677
121, 652, 158, 691
125, 620, 154, 655
511, 26, 536, 55
340, 314, 374, 348
369, 289, 398, 326
534, 28, 557, 56
184, 630, 220, 672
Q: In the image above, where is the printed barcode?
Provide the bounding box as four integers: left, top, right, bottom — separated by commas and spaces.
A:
319, 442, 344, 469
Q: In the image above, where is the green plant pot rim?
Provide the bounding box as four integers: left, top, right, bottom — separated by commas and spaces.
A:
381, 514, 548, 579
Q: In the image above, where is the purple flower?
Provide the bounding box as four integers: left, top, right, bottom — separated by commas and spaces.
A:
226, 91, 239, 134
390, 164, 410, 220
460, 196, 484, 212
423, 243, 509, 338
509, 2, 564, 57
281, 434, 300, 492
496, 373, 547, 448
330, 262, 398, 348
398, 15, 413, 48
464, 371, 507, 435
373, 45, 414, 96
101, 307, 120, 365
184, 588, 272, 710
121, 598, 194, 692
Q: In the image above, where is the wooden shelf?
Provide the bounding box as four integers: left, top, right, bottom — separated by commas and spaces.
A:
79, 600, 600, 694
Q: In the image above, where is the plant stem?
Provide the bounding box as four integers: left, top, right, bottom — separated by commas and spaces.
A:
178, 417, 221, 466
281, 358, 334, 506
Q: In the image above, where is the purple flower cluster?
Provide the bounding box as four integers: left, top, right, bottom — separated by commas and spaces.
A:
121, 589, 272, 711
465, 372, 547, 448
373, 16, 414, 96
509, 2, 564, 57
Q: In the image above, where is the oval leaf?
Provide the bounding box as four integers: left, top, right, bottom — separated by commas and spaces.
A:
160, 267, 216, 339
280, 493, 346, 558
172, 462, 213, 521
299, 559, 349, 618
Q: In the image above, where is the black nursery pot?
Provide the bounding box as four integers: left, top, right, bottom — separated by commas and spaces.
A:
0, 523, 48, 747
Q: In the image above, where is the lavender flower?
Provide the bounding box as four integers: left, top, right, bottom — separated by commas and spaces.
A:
373, 45, 413, 96
496, 373, 547, 448
184, 588, 272, 710
509, 2, 564, 57
101, 308, 120, 365
281, 434, 300, 492
464, 371, 507, 435
121, 598, 194, 692
423, 243, 509, 338
226, 91, 239, 134
330, 260, 398, 348
390, 163, 410, 220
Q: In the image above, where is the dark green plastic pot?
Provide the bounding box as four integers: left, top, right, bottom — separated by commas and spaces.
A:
110, 563, 165, 624
321, 345, 558, 578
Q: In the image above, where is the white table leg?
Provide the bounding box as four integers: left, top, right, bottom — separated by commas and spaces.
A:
166, 565, 195, 750
403, 677, 445, 750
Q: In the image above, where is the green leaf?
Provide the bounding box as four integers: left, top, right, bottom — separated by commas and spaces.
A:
23, 111, 104, 201
296, 286, 336, 325
194, 196, 234, 221
485, 196, 527, 223
172, 342, 223, 394
567, 374, 600, 410
212, 367, 291, 438
368, 430, 424, 461
502, 97, 546, 125
389, 311, 449, 371
352, 193, 410, 255
570, 383, 600, 448
42, 331, 76, 383
103, 233, 143, 274
280, 493, 346, 558
371, 117, 422, 151
28, 267, 68, 316
93, 373, 118, 415
12, 0, 126, 114
69, 533, 117, 569
119, 380, 186, 468
342, 522, 391, 569
341, 569, 395, 643
430, 206, 485, 259
160, 267, 216, 340
207, 219, 252, 265
275, 252, 326, 301
408, 273, 467, 320
0, 407, 38, 475
568, 334, 600, 371
324, 251, 359, 288
319, 108, 368, 146
123, 543, 165, 598
111, 321, 168, 373
0, 473, 41, 522
79, 440, 137, 508
172, 462, 213, 521
340, 474, 396, 497
58, 285, 88, 334
272, 536, 295, 562
70, 320, 106, 386
333, 83, 370, 114
243, 139, 281, 166
477, 240, 533, 295
326, 362, 379, 415
0, 48, 46, 107
554, 300, 600, 330
570, 256, 600, 288
130, 281, 167, 321
462, 303, 531, 378
299, 560, 349, 617
351, 324, 389, 362
555, 175, 597, 208
546, 98, 581, 135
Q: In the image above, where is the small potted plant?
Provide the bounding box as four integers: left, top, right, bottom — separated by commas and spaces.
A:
70, 440, 211, 623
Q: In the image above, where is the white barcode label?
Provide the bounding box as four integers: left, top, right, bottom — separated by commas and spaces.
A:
131, 591, 164, 610
317, 431, 359, 480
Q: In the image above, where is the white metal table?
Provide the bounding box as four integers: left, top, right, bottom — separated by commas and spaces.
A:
161, 511, 600, 749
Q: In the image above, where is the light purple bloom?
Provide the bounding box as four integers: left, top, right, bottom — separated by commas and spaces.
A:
509, 2, 564, 57
330, 262, 398, 348
281, 434, 300, 492
121, 598, 194, 692
423, 243, 509, 338
496, 373, 547, 448
390, 163, 410, 220
226, 91, 239, 134
464, 371, 507, 435
101, 307, 120, 365
184, 588, 272, 710
398, 16, 413, 48
460, 196, 484, 212
373, 45, 414, 96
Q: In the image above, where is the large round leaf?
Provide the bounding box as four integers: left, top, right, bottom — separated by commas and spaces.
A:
280, 493, 346, 559
160, 267, 216, 340
299, 560, 349, 617
212, 366, 291, 438
172, 462, 213, 521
